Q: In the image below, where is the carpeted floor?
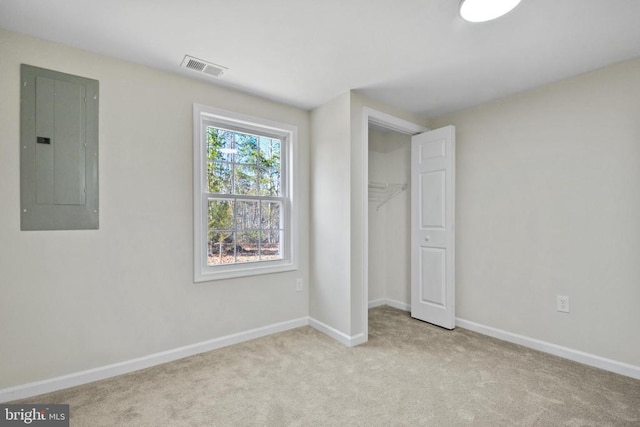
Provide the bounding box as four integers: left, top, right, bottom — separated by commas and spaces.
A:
16, 306, 640, 426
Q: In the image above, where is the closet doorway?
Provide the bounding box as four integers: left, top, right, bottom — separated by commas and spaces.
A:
367, 123, 413, 312
363, 108, 456, 339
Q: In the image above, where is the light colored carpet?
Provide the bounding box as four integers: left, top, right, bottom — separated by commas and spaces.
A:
16, 306, 640, 426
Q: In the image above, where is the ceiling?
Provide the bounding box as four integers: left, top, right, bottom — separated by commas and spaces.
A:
1, 0, 639, 118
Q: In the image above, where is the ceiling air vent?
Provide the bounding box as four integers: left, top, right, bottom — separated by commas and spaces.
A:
181, 55, 227, 78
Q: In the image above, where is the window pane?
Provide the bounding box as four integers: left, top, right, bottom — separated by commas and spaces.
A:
207, 128, 234, 163
208, 199, 234, 230
236, 231, 260, 263
258, 167, 281, 196
261, 201, 281, 230
235, 132, 259, 165
259, 137, 281, 168
258, 137, 281, 196
261, 230, 282, 261
235, 200, 260, 231
208, 161, 232, 194
208, 231, 235, 265
234, 164, 258, 195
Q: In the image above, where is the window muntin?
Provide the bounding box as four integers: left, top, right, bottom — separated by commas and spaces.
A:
194, 105, 297, 281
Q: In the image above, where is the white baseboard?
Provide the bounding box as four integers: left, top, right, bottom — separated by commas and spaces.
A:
368, 298, 386, 308
8, 313, 633, 403
368, 298, 410, 312
350, 333, 367, 346
386, 298, 411, 312
0, 317, 309, 403
309, 317, 364, 347
456, 318, 640, 380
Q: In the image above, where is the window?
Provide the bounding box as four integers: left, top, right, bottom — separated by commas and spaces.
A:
194, 105, 298, 281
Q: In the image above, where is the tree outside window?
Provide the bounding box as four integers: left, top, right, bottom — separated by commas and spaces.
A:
206, 127, 284, 265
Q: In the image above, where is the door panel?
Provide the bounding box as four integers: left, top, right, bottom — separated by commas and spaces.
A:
419, 247, 446, 307
411, 126, 455, 329
419, 170, 446, 228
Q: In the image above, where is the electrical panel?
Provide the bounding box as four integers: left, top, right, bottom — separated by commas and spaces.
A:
20, 64, 99, 230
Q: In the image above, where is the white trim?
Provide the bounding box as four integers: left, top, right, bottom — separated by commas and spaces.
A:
365, 108, 427, 135
0, 317, 309, 403
192, 104, 299, 282
368, 298, 386, 309
361, 107, 428, 343
368, 298, 411, 312
7, 314, 633, 403
350, 333, 367, 347
456, 318, 640, 380
385, 298, 411, 312
309, 317, 366, 347
362, 110, 370, 343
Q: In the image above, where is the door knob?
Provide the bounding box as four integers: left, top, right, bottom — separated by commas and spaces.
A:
425, 236, 430, 242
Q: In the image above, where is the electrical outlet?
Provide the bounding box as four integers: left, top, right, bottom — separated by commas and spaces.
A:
557, 295, 569, 313
296, 278, 304, 292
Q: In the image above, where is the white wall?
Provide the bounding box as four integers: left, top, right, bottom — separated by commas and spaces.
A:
0, 29, 310, 389
432, 58, 640, 367
367, 145, 387, 303
309, 93, 351, 335
368, 129, 411, 307
382, 135, 411, 305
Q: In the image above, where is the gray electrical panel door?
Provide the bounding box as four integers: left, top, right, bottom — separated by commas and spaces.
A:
21, 64, 99, 230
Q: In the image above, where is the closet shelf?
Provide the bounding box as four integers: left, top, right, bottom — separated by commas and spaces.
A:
368, 180, 407, 210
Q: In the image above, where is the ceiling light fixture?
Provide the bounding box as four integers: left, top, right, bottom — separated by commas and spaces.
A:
459, 0, 522, 23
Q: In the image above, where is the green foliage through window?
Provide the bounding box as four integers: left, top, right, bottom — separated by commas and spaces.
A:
206, 126, 284, 265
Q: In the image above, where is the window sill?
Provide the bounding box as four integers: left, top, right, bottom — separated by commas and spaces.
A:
194, 260, 297, 282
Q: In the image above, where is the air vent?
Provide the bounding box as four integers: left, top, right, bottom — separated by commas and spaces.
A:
181, 55, 227, 78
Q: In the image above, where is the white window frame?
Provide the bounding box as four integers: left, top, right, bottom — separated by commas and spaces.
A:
193, 104, 298, 282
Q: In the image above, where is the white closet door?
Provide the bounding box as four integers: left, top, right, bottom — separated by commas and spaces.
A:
410, 126, 456, 329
